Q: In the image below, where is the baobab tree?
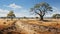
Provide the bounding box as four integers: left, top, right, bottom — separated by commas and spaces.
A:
30, 2, 52, 20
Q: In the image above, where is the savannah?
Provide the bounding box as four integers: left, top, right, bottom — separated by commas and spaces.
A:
0, 18, 60, 34
0, 0, 60, 34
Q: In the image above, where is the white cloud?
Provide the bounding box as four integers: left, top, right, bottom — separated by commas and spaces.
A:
14, 9, 30, 17
0, 8, 31, 17
0, 9, 9, 13
52, 7, 60, 14
8, 3, 22, 9
45, 6, 60, 17
0, 9, 9, 17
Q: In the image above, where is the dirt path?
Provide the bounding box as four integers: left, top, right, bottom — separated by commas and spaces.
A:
16, 21, 40, 34
15, 21, 60, 34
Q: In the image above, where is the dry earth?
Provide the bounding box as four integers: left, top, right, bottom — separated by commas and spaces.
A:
0, 18, 60, 34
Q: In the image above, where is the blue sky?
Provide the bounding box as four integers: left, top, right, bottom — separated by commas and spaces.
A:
0, 0, 60, 17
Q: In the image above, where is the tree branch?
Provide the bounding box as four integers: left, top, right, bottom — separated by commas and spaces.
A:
42, 8, 47, 16
35, 11, 40, 15
37, 9, 42, 13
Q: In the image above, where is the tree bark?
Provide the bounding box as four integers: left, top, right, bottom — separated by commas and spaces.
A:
40, 15, 43, 21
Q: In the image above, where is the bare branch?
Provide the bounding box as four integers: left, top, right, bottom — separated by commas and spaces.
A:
35, 11, 40, 15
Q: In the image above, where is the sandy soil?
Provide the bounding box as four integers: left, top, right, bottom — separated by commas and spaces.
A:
0, 19, 60, 34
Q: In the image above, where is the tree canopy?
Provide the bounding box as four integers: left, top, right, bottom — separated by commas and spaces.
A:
52, 14, 60, 19
30, 2, 52, 20
7, 10, 16, 18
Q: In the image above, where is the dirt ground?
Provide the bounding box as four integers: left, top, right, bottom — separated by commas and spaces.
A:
0, 18, 60, 34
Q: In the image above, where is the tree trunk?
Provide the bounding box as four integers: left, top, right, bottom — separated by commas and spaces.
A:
40, 15, 43, 21
11, 17, 13, 20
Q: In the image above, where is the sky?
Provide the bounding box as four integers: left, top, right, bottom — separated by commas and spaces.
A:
0, 0, 60, 17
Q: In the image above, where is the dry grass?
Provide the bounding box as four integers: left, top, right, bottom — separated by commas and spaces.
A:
0, 18, 60, 34
19, 19, 60, 28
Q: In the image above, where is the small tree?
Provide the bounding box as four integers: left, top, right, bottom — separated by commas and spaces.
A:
23, 16, 27, 19
52, 14, 60, 19
30, 2, 52, 20
35, 17, 39, 19
7, 10, 16, 19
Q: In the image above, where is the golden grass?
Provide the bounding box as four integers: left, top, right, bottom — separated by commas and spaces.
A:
0, 19, 60, 34
19, 19, 60, 28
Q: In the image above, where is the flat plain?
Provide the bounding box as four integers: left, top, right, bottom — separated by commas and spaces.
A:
0, 18, 60, 34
